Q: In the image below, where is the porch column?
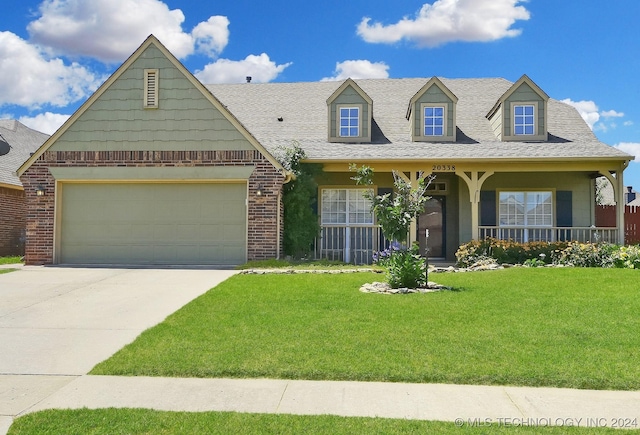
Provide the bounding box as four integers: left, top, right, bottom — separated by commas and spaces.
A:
600, 167, 626, 245
456, 170, 494, 240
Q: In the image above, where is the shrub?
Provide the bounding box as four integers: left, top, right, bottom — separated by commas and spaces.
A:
612, 245, 640, 269
455, 238, 566, 267
552, 242, 617, 268
457, 239, 640, 269
375, 242, 426, 289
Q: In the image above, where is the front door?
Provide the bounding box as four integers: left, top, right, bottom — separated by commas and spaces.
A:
417, 196, 445, 258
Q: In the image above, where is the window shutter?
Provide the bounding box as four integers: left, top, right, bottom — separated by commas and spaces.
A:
556, 191, 572, 227
144, 69, 159, 108
480, 191, 496, 226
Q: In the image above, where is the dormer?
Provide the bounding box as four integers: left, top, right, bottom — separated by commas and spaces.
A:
407, 77, 458, 142
327, 78, 372, 143
487, 74, 549, 142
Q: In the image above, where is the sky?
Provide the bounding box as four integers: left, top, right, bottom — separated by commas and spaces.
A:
1, 0, 640, 188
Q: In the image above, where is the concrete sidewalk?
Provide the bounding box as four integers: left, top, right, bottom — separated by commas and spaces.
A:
14, 375, 640, 430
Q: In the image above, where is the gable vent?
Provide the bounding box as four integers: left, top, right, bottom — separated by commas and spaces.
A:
144, 69, 159, 108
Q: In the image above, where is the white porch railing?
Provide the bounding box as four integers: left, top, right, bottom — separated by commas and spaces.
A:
313, 224, 620, 264
313, 224, 389, 265
478, 226, 619, 244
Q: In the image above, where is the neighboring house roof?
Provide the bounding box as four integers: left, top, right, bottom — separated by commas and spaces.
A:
627, 197, 640, 207
206, 78, 631, 163
0, 120, 49, 188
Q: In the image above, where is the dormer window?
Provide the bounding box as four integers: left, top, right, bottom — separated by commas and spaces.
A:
486, 75, 549, 141
424, 106, 445, 136
327, 79, 372, 143
339, 106, 360, 137
514, 104, 535, 135
408, 77, 457, 142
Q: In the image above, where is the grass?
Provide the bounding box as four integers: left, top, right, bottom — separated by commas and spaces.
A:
237, 258, 381, 270
91, 268, 640, 390
0, 255, 22, 265
8, 409, 628, 434
0, 269, 16, 274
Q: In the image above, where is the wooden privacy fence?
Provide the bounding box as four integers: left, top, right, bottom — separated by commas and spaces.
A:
595, 205, 640, 244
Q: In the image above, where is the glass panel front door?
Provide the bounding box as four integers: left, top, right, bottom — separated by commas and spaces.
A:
418, 196, 445, 258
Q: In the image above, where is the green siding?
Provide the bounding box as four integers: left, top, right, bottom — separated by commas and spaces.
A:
51, 44, 254, 152
504, 83, 545, 137
329, 86, 369, 139
413, 85, 454, 138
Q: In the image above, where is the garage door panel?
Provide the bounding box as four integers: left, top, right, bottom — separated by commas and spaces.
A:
60, 183, 247, 265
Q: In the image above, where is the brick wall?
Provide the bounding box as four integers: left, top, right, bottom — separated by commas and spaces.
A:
0, 186, 26, 257
20, 149, 285, 265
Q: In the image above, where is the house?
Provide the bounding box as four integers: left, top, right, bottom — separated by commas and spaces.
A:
18, 35, 633, 266
0, 120, 49, 256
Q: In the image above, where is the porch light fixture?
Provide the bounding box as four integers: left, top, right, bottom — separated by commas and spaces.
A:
255, 184, 263, 196
35, 185, 45, 196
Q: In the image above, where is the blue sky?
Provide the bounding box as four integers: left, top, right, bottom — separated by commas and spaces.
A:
2, 0, 639, 187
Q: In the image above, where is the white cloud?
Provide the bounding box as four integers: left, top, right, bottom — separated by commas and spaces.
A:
192, 16, 230, 57
0, 31, 102, 108
195, 54, 292, 84
357, 0, 530, 47
321, 60, 390, 81
27, 0, 229, 62
562, 98, 600, 130
601, 109, 624, 118
19, 112, 70, 135
624, 121, 634, 126
614, 142, 640, 162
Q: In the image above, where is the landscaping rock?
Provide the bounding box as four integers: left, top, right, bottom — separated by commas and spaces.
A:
359, 281, 451, 294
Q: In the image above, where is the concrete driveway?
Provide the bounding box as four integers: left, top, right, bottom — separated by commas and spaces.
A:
0, 265, 237, 432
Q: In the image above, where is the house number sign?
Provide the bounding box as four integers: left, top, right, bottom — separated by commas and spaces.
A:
432, 164, 456, 171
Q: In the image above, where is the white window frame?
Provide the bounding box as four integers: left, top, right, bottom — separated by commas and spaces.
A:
144, 69, 159, 109
337, 106, 360, 138
321, 188, 373, 263
513, 103, 535, 136
321, 188, 373, 225
498, 191, 553, 242
423, 105, 445, 137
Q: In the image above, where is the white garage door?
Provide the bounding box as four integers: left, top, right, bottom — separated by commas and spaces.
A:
59, 183, 247, 265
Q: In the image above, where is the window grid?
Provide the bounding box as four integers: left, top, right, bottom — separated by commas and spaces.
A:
339, 107, 360, 137
321, 188, 373, 224
424, 106, 444, 136
514, 104, 535, 135
499, 191, 552, 227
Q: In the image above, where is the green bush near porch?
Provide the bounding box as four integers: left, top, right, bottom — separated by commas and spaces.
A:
455, 238, 640, 269
91, 268, 640, 391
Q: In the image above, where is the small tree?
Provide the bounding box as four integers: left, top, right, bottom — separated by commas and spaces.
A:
277, 142, 321, 258
350, 164, 435, 288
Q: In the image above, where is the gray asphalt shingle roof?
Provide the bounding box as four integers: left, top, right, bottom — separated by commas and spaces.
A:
206, 77, 631, 163
0, 120, 49, 187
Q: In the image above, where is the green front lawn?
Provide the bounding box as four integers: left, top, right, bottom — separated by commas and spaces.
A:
91, 268, 640, 390
9, 409, 626, 435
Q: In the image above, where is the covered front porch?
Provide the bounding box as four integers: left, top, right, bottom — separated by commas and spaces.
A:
313, 160, 627, 264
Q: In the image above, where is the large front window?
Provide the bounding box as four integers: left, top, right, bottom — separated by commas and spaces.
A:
321, 188, 373, 225
320, 188, 375, 263
339, 107, 360, 137
424, 106, 444, 136
499, 191, 552, 241
514, 104, 535, 135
